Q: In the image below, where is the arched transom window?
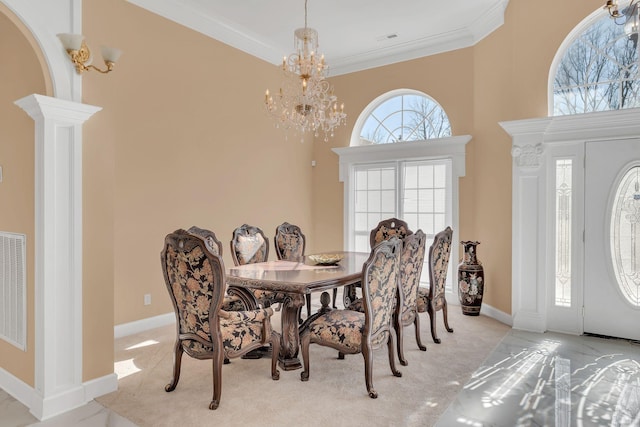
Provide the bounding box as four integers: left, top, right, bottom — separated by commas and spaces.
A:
357, 91, 452, 145
552, 6, 640, 115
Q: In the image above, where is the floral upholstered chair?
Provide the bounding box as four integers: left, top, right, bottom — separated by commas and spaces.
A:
417, 226, 454, 343
344, 218, 413, 308
299, 237, 403, 399
274, 222, 306, 262
187, 226, 257, 311
161, 229, 280, 410
274, 221, 337, 317
230, 224, 287, 308
394, 230, 428, 364
369, 217, 413, 248
348, 230, 428, 365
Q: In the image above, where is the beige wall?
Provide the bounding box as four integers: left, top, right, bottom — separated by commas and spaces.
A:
0, 0, 608, 386
83, 0, 315, 339
0, 7, 46, 386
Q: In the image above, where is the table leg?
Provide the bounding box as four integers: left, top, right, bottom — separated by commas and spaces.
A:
278, 293, 306, 370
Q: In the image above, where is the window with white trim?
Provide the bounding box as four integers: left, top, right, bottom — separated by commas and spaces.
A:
335, 89, 468, 293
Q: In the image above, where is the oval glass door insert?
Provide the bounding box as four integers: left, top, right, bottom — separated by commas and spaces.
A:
610, 165, 640, 307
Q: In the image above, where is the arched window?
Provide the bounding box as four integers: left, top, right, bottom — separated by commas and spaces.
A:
551, 6, 640, 115
336, 89, 468, 294
353, 89, 452, 146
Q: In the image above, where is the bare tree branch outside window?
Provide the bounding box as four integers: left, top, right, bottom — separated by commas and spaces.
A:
360, 94, 452, 144
554, 15, 640, 115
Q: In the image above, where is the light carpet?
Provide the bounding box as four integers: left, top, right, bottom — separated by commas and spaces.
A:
97, 303, 510, 427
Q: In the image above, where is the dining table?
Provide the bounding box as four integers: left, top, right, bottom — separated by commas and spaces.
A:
226, 251, 370, 371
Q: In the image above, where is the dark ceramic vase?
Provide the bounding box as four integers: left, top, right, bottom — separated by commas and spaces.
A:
458, 241, 484, 316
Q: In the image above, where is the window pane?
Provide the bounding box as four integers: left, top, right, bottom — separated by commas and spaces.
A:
381, 190, 396, 212
434, 189, 446, 212
555, 159, 572, 307
355, 235, 369, 253
418, 189, 434, 212
610, 165, 640, 307
368, 170, 381, 189
418, 164, 434, 187
404, 165, 418, 189
367, 191, 381, 211
403, 189, 418, 212
355, 213, 368, 232
355, 170, 367, 190
381, 169, 395, 190
355, 190, 367, 212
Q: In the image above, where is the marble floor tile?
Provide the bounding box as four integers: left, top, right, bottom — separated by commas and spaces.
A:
436, 330, 640, 427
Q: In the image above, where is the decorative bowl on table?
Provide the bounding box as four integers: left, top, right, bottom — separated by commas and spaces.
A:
308, 253, 344, 266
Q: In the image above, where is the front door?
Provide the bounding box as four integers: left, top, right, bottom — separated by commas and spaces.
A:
583, 138, 640, 341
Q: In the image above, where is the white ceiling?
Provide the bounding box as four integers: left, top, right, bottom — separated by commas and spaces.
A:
127, 0, 510, 76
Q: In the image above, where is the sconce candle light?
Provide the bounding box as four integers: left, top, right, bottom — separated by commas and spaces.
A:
57, 33, 122, 74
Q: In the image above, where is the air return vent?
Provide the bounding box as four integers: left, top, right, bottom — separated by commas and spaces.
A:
0, 232, 26, 350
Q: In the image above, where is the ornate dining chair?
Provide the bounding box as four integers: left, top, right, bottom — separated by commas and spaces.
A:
230, 224, 287, 308
299, 237, 403, 399
394, 230, 428, 364
344, 218, 414, 308
161, 229, 280, 410
369, 217, 413, 248
187, 226, 257, 311
417, 226, 454, 343
347, 230, 428, 365
274, 221, 338, 317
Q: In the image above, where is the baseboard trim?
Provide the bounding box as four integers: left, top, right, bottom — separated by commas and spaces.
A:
84, 373, 118, 401
114, 312, 175, 339
0, 368, 119, 421
0, 366, 35, 411
480, 303, 513, 326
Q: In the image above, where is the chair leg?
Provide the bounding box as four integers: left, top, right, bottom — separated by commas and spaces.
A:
305, 294, 312, 318
270, 331, 281, 380
395, 315, 408, 366
362, 342, 377, 399
332, 288, 338, 309
414, 314, 427, 351
442, 300, 454, 333
209, 344, 224, 410
300, 332, 311, 382
165, 340, 183, 392
387, 332, 402, 379
427, 302, 441, 344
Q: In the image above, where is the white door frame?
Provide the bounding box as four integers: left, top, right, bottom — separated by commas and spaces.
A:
500, 108, 640, 335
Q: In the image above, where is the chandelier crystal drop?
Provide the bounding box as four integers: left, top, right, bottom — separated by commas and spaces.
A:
264, 0, 346, 141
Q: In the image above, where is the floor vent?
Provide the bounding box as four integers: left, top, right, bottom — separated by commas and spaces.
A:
0, 232, 26, 350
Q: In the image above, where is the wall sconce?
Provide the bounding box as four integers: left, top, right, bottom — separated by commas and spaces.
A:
57, 33, 122, 74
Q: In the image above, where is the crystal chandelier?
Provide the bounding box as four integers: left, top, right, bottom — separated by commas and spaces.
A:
604, 0, 640, 37
264, 0, 346, 141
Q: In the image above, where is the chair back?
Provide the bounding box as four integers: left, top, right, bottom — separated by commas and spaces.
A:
161, 229, 225, 356
361, 237, 402, 344
428, 226, 453, 308
230, 224, 269, 266
399, 230, 427, 318
370, 218, 413, 249
274, 222, 306, 262
188, 226, 223, 256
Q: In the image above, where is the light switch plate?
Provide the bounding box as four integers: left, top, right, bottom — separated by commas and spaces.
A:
0, 166, 3, 182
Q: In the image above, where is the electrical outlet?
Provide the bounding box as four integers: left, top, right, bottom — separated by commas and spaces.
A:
144, 294, 151, 306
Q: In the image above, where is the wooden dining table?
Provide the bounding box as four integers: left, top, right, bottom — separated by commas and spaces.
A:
226, 251, 370, 371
